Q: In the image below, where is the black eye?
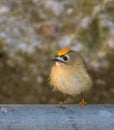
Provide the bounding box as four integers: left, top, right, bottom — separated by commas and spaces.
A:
63, 56, 68, 61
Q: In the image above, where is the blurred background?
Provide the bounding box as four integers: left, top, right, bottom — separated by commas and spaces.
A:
0, 0, 114, 104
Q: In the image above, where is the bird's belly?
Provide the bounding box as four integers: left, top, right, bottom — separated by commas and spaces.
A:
50, 66, 92, 96
51, 72, 92, 96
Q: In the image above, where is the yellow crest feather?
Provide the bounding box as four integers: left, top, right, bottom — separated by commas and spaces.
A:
57, 49, 70, 56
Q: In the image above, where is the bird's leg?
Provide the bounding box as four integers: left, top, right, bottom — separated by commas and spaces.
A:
58, 100, 67, 104
58, 95, 69, 104
79, 93, 87, 106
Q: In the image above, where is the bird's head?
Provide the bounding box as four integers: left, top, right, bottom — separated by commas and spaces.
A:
51, 49, 85, 67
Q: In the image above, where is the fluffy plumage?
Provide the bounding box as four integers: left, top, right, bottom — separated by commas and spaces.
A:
49, 49, 93, 97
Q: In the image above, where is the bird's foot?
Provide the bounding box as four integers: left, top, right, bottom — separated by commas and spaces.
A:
79, 99, 87, 106
58, 100, 67, 104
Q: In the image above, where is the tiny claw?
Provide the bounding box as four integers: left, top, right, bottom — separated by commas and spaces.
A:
58, 100, 67, 104
79, 99, 87, 107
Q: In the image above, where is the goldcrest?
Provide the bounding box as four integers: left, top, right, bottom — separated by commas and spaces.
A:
49, 49, 93, 101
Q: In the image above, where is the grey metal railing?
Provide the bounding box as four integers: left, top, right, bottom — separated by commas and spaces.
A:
0, 105, 114, 130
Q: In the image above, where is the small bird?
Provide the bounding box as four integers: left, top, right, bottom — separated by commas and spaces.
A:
49, 49, 93, 105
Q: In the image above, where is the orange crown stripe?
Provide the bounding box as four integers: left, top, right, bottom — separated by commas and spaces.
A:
57, 49, 70, 56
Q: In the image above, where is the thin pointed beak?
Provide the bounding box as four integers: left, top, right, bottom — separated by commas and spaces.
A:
51, 58, 59, 62
51, 58, 65, 64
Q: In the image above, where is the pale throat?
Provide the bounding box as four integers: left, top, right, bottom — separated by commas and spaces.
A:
55, 62, 64, 66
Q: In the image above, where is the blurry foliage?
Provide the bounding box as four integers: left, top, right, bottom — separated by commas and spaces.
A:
0, 0, 114, 104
